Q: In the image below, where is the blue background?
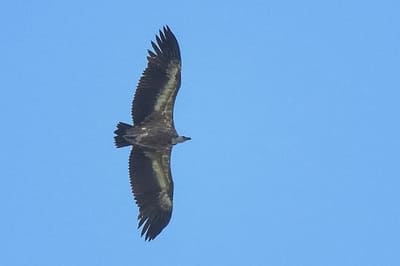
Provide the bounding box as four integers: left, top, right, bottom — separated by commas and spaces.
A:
1, 0, 399, 265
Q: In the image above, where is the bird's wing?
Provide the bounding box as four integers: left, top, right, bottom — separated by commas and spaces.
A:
132, 26, 181, 126
128, 147, 174, 241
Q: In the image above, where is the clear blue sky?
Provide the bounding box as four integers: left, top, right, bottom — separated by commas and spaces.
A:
1, 0, 399, 265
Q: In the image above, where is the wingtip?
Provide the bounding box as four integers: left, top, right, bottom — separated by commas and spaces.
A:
161, 25, 174, 38
136, 209, 173, 241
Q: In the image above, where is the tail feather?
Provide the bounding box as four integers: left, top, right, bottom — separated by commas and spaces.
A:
114, 122, 133, 148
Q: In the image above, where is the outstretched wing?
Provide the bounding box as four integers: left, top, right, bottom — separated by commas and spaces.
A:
128, 147, 174, 241
132, 26, 181, 125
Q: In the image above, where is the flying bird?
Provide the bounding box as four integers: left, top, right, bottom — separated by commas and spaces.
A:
114, 26, 190, 241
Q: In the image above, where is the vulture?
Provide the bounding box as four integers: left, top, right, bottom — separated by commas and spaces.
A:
114, 26, 190, 241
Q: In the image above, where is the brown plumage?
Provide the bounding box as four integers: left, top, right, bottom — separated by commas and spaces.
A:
114, 26, 190, 241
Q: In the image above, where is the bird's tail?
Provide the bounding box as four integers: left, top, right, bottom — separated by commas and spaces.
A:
114, 122, 133, 148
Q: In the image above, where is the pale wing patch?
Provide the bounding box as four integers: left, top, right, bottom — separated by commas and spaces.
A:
144, 151, 173, 211
159, 191, 172, 210
154, 61, 180, 117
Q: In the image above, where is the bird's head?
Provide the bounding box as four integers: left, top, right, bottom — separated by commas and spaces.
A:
172, 136, 191, 145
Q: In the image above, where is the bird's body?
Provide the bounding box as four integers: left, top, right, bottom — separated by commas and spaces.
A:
115, 115, 178, 150
114, 26, 190, 241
